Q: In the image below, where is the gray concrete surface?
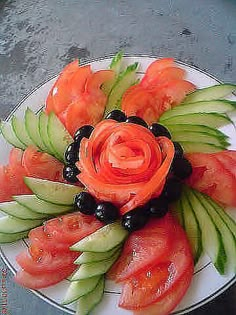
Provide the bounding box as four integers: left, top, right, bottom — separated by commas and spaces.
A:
0, 0, 235, 314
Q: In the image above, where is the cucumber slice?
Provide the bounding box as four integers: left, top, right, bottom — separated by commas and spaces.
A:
71, 249, 120, 281
24, 177, 83, 205
102, 51, 124, 95
13, 195, 73, 215
183, 84, 236, 104
75, 275, 104, 315
25, 108, 47, 151
162, 113, 233, 128
0, 121, 26, 149
171, 131, 229, 147
160, 100, 236, 121
38, 111, 56, 156
70, 221, 128, 252
11, 115, 35, 147
48, 112, 73, 161
0, 216, 43, 234
0, 201, 48, 220
171, 199, 184, 227
196, 191, 236, 273
186, 187, 226, 274
207, 197, 236, 239
179, 141, 226, 153
104, 62, 139, 115
62, 275, 101, 305
0, 230, 28, 243
181, 190, 202, 264
74, 244, 121, 264
166, 124, 228, 138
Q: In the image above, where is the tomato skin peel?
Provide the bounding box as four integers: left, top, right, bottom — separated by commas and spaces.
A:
77, 120, 174, 214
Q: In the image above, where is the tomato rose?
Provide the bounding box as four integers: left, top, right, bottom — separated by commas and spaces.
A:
77, 120, 174, 214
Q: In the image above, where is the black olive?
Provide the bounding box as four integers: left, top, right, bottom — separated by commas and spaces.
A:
172, 157, 193, 179
74, 125, 94, 143
105, 110, 127, 122
74, 192, 97, 215
161, 177, 183, 202
173, 142, 184, 159
122, 206, 150, 232
64, 142, 80, 164
149, 123, 171, 139
125, 116, 148, 128
63, 164, 80, 183
95, 202, 120, 224
148, 197, 169, 218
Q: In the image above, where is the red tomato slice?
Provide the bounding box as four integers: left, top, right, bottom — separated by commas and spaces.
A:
28, 226, 71, 254
141, 58, 175, 88
45, 62, 91, 115
14, 265, 76, 289
156, 79, 196, 106
186, 152, 236, 207
121, 85, 160, 125
118, 215, 194, 310
0, 166, 11, 202
29, 212, 103, 254
85, 70, 115, 95
133, 267, 193, 315
141, 66, 186, 89
64, 70, 114, 136
16, 249, 79, 275
108, 214, 173, 282
22, 146, 64, 182
44, 212, 103, 244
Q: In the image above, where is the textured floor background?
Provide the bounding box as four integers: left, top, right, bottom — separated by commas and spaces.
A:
0, 0, 235, 314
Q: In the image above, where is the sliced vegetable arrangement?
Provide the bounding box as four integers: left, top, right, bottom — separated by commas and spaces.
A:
0, 52, 236, 315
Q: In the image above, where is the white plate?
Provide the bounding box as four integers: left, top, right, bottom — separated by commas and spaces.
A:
0, 56, 235, 315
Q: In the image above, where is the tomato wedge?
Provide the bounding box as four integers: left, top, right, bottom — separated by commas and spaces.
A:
14, 266, 76, 289
118, 214, 194, 310
16, 249, 79, 275
133, 267, 193, 315
108, 214, 173, 282
186, 151, 236, 207
22, 146, 64, 182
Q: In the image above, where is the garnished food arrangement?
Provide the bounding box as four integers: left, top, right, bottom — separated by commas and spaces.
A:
0, 52, 236, 315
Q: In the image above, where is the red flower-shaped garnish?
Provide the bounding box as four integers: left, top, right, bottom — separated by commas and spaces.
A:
77, 120, 175, 214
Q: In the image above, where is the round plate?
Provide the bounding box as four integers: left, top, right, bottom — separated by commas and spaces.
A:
0, 56, 235, 315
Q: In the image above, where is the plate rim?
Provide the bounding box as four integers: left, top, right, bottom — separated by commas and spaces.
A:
0, 54, 235, 315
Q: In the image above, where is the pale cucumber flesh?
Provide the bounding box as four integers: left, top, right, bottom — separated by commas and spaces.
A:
0, 216, 43, 234
104, 62, 138, 115
38, 111, 56, 156
25, 108, 47, 151
183, 84, 236, 103
11, 115, 34, 147
24, 177, 83, 205
0, 230, 29, 243
179, 141, 226, 153
0, 121, 26, 149
186, 187, 225, 273
160, 100, 236, 121
62, 275, 101, 305
70, 221, 128, 252
75, 276, 104, 315
13, 194, 73, 215
196, 191, 236, 274
162, 113, 232, 128
180, 190, 202, 264
47, 112, 73, 161
74, 244, 122, 264
0, 201, 48, 220
71, 249, 121, 280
